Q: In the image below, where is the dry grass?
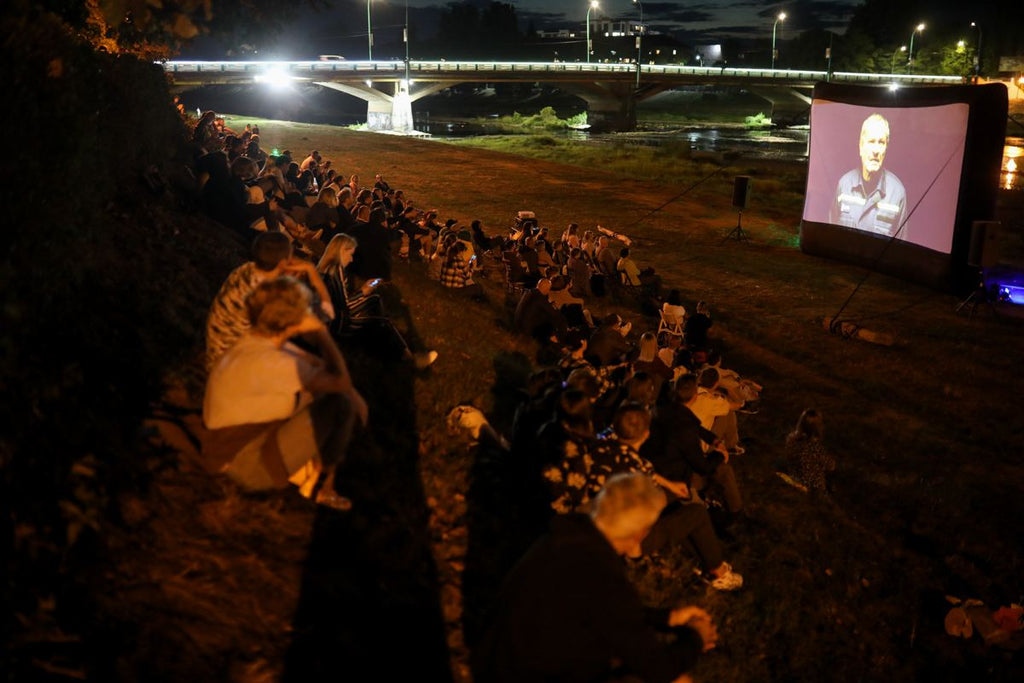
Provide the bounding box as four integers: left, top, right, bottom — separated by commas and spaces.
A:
114, 115, 1024, 681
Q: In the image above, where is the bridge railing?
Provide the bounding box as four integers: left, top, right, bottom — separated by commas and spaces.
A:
161, 60, 966, 85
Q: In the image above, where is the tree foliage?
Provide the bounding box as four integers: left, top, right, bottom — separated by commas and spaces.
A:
25, 0, 321, 59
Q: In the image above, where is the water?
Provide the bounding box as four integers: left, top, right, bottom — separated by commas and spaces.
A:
417, 120, 1022, 190
416, 119, 810, 161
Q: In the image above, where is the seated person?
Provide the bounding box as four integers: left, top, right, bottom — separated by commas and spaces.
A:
662, 289, 687, 327
617, 247, 642, 286
202, 277, 368, 509
544, 403, 743, 592
514, 278, 568, 343
586, 315, 633, 368
441, 242, 484, 299
316, 234, 437, 369
473, 473, 719, 683
642, 375, 744, 522
692, 368, 744, 454
684, 300, 713, 352
206, 232, 333, 371
784, 409, 834, 493
547, 275, 593, 329
567, 247, 592, 298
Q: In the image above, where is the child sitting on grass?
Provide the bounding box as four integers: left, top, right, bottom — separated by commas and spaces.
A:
780, 409, 835, 494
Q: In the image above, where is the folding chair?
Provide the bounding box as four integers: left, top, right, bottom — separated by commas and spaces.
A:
657, 308, 685, 337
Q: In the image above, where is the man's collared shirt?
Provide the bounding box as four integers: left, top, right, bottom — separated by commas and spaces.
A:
830, 169, 907, 238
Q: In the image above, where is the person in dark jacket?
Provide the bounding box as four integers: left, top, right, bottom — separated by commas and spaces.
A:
514, 278, 568, 343
473, 472, 718, 683
641, 374, 743, 518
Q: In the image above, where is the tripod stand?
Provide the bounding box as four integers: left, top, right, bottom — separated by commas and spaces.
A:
723, 210, 749, 242
955, 271, 998, 319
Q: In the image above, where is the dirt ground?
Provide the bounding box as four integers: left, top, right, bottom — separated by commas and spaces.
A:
118, 118, 1024, 682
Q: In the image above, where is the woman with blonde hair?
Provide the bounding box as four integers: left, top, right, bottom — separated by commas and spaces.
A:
317, 234, 437, 368
632, 331, 672, 394
306, 186, 340, 238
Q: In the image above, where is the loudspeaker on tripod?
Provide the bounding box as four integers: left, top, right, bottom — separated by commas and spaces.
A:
732, 176, 751, 210
967, 221, 1000, 268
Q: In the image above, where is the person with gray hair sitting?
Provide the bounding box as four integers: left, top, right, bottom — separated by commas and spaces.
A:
474, 472, 719, 683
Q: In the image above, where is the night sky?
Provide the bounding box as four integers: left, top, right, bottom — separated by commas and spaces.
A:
180, 0, 861, 59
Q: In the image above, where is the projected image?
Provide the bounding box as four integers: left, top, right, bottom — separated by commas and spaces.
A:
803, 101, 969, 254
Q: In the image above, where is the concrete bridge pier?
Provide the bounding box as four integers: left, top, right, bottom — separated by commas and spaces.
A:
565, 82, 639, 133
315, 79, 449, 132
747, 86, 813, 126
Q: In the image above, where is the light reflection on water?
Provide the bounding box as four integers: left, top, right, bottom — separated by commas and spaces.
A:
1004, 140, 1022, 191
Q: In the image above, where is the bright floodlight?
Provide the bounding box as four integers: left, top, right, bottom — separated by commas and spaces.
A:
778, 12, 786, 21
916, 23, 925, 32
590, 0, 599, 7
255, 67, 291, 90
888, 82, 900, 91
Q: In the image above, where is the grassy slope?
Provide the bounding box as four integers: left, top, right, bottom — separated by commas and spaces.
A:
131, 115, 1021, 681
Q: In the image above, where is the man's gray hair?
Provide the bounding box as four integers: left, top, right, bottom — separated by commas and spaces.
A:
591, 473, 666, 540
860, 113, 890, 140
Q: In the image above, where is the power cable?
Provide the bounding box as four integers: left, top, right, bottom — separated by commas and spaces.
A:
827, 146, 960, 331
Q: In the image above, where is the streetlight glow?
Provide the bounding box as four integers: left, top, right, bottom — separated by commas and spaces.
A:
586, 0, 599, 64
891, 44, 906, 74
771, 12, 787, 70
908, 22, 924, 74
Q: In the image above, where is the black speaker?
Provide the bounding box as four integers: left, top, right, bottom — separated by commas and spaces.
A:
732, 176, 751, 210
967, 221, 1000, 268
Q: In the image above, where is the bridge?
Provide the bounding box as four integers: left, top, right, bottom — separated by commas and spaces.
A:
162, 60, 965, 132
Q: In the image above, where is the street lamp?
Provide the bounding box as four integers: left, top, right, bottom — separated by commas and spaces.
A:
971, 21, 982, 77
891, 45, 906, 74
771, 12, 787, 70
633, 0, 643, 86
907, 22, 924, 74
586, 0, 599, 63
366, 0, 374, 61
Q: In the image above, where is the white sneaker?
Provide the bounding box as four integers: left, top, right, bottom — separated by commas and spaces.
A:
413, 350, 438, 369
710, 562, 744, 591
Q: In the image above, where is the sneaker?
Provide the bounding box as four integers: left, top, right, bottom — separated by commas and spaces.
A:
413, 350, 439, 369
729, 445, 746, 456
709, 562, 744, 591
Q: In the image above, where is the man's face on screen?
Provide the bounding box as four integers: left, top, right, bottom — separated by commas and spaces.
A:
859, 118, 889, 180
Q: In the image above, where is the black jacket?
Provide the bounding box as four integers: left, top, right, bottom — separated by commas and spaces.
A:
474, 514, 703, 683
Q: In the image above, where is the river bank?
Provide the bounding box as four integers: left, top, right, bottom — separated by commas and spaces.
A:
124, 115, 1024, 681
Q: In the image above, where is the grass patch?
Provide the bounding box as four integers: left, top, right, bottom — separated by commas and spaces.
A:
84, 115, 1024, 682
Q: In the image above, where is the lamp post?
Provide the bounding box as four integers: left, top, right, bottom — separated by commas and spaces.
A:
366, 0, 373, 61
907, 22, 924, 74
586, 0, 599, 63
771, 12, 786, 70
404, 0, 410, 82
892, 45, 909, 74
971, 21, 982, 77
633, 0, 643, 87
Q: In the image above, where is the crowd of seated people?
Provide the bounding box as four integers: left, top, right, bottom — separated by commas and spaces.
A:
190, 114, 795, 680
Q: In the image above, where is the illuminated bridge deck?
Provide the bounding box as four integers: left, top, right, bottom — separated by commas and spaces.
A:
162, 60, 964, 88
